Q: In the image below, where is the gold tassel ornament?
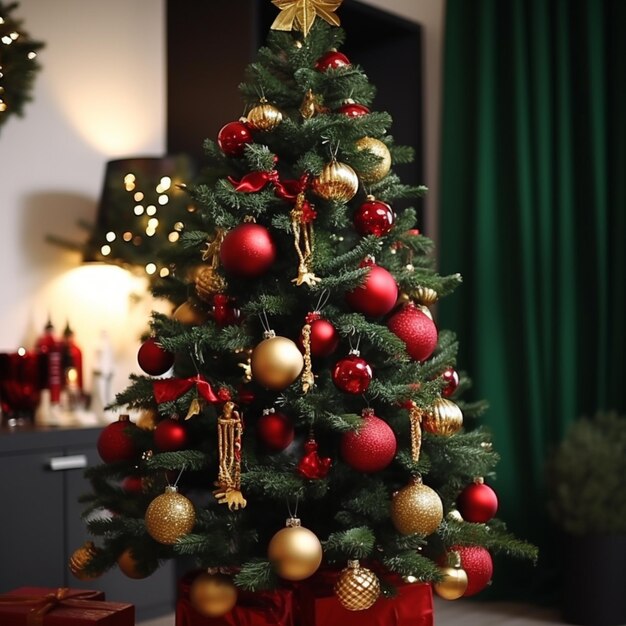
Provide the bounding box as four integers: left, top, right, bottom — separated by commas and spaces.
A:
291, 192, 321, 286
300, 323, 315, 393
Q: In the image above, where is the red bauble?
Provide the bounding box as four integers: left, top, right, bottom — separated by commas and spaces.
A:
332, 353, 373, 394
307, 318, 340, 358
316, 50, 351, 71
137, 338, 174, 376
338, 101, 370, 117
441, 367, 460, 397
457, 481, 499, 523
217, 121, 253, 157
387, 302, 438, 361
452, 545, 493, 596
257, 411, 294, 452
121, 475, 144, 494
154, 418, 187, 452
346, 261, 398, 317
354, 198, 395, 237
220, 223, 276, 278
213, 294, 241, 326
97, 416, 139, 463
340, 410, 397, 472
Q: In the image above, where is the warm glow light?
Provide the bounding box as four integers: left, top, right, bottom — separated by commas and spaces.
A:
123, 231, 132, 242
66, 367, 78, 383
106, 231, 116, 242
168, 232, 180, 243
158, 195, 169, 205
0, 102, 6, 112
159, 268, 170, 277
174, 222, 184, 231
1, 36, 12, 45
17, 347, 26, 357
124, 173, 135, 183
101, 245, 111, 256
134, 192, 144, 201
10, 32, 19, 40
27, 51, 37, 60
145, 227, 156, 237
146, 205, 157, 216
134, 205, 144, 215
145, 263, 157, 275
160, 176, 172, 190
148, 218, 158, 228
125, 182, 136, 191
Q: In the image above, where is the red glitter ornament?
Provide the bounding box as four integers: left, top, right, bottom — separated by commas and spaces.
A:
154, 417, 188, 452
387, 302, 438, 361
441, 367, 460, 397
340, 409, 397, 473
353, 197, 395, 237
217, 121, 253, 157
346, 259, 398, 317
316, 50, 351, 71
451, 545, 493, 596
257, 410, 294, 452
97, 415, 139, 463
332, 351, 372, 394
220, 223, 276, 278
338, 101, 370, 117
456, 480, 499, 523
137, 338, 174, 376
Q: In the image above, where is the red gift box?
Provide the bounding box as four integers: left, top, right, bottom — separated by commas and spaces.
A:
177, 573, 294, 626
0, 587, 134, 626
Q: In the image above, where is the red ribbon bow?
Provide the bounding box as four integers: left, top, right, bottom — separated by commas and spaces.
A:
153, 375, 226, 404
297, 439, 332, 479
229, 170, 311, 205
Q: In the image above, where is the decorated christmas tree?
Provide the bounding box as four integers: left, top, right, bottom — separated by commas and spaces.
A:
77, 1, 536, 619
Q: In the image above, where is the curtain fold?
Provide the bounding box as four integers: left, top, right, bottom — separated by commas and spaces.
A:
439, 0, 626, 600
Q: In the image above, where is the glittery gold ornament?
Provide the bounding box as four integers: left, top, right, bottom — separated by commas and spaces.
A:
335, 560, 381, 611
69, 541, 101, 580
117, 548, 156, 580
145, 485, 196, 544
300, 89, 328, 119
246, 98, 283, 131
422, 397, 463, 436
173, 300, 208, 325
251, 332, 304, 391
355, 136, 392, 183
195, 266, 227, 303
190, 571, 238, 618
267, 517, 323, 581
390, 476, 443, 536
433, 551, 468, 600
311, 160, 359, 202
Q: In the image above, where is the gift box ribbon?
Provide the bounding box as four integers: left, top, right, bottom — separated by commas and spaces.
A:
0, 588, 111, 626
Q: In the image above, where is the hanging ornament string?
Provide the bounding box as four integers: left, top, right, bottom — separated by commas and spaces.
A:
214, 401, 247, 511
167, 463, 187, 489
408, 401, 423, 464
258, 311, 273, 338
271, 0, 343, 37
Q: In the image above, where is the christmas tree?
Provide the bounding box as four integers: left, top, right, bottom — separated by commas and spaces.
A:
78, 1, 536, 616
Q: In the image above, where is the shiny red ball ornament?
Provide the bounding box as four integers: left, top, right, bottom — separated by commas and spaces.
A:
257, 410, 294, 452
441, 367, 460, 397
213, 294, 241, 327
339, 101, 370, 117
452, 545, 493, 596
217, 121, 253, 157
137, 338, 174, 376
220, 223, 276, 278
304, 316, 339, 358
457, 481, 499, 523
316, 50, 351, 71
97, 415, 139, 463
332, 352, 373, 394
121, 475, 143, 494
340, 409, 397, 472
346, 260, 398, 317
353, 197, 395, 237
154, 418, 187, 452
387, 302, 438, 361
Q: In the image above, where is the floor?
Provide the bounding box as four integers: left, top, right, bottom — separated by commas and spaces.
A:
139, 598, 563, 625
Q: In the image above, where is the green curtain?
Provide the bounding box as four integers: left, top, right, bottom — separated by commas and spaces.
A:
439, 0, 626, 600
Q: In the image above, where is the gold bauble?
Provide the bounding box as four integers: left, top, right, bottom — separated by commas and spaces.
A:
433, 565, 468, 600
189, 572, 238, 618
422, 397, 463, 436
267, 518, 323, 581
69, 541, 101, 580
390, 477, 443, 536
137, 409, 158, 431
251, 334, 304, 391
117, 548, 155, 580
335, 560, 381, 611
311, 160, 359, 202
413, 286, 438, 306
195, 266, 227, 303
173, 300, 208, 325
145, 485, 196, 545
355, 136, 392, 183
246, 100, 283, 132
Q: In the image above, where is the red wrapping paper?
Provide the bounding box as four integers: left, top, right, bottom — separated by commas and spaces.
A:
177, 573, 294, 626
0, 587, 134, 626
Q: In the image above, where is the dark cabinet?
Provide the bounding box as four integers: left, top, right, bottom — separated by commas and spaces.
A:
0, 426, 175, 621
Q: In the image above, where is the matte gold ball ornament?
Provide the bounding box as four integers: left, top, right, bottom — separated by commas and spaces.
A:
311, 159, 359, 202
267, 517, 323, 581
390, 476, 443, 536
355, 136, 392, 183
433, 551, 468, 600
189, 571, 238, 618
173, 299, 209, 325
335, 560, 381, 611
251, 331, 304, 391
69, 541, 101, 580
423, 397, 463, 436
145, 485, 196, 544
246, 98, 283, 131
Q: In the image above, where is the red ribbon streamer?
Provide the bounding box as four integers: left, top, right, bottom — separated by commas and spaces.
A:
228, 171, 310, 205
153, 375, 220, 404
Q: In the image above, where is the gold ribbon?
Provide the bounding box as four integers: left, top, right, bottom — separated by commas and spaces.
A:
408, 403, 423, 464
0, 588, 111, 626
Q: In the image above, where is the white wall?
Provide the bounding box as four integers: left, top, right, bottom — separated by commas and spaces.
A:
0, 0, 165, 398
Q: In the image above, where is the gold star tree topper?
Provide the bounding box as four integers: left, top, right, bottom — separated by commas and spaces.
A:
271, 0, 343, 37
